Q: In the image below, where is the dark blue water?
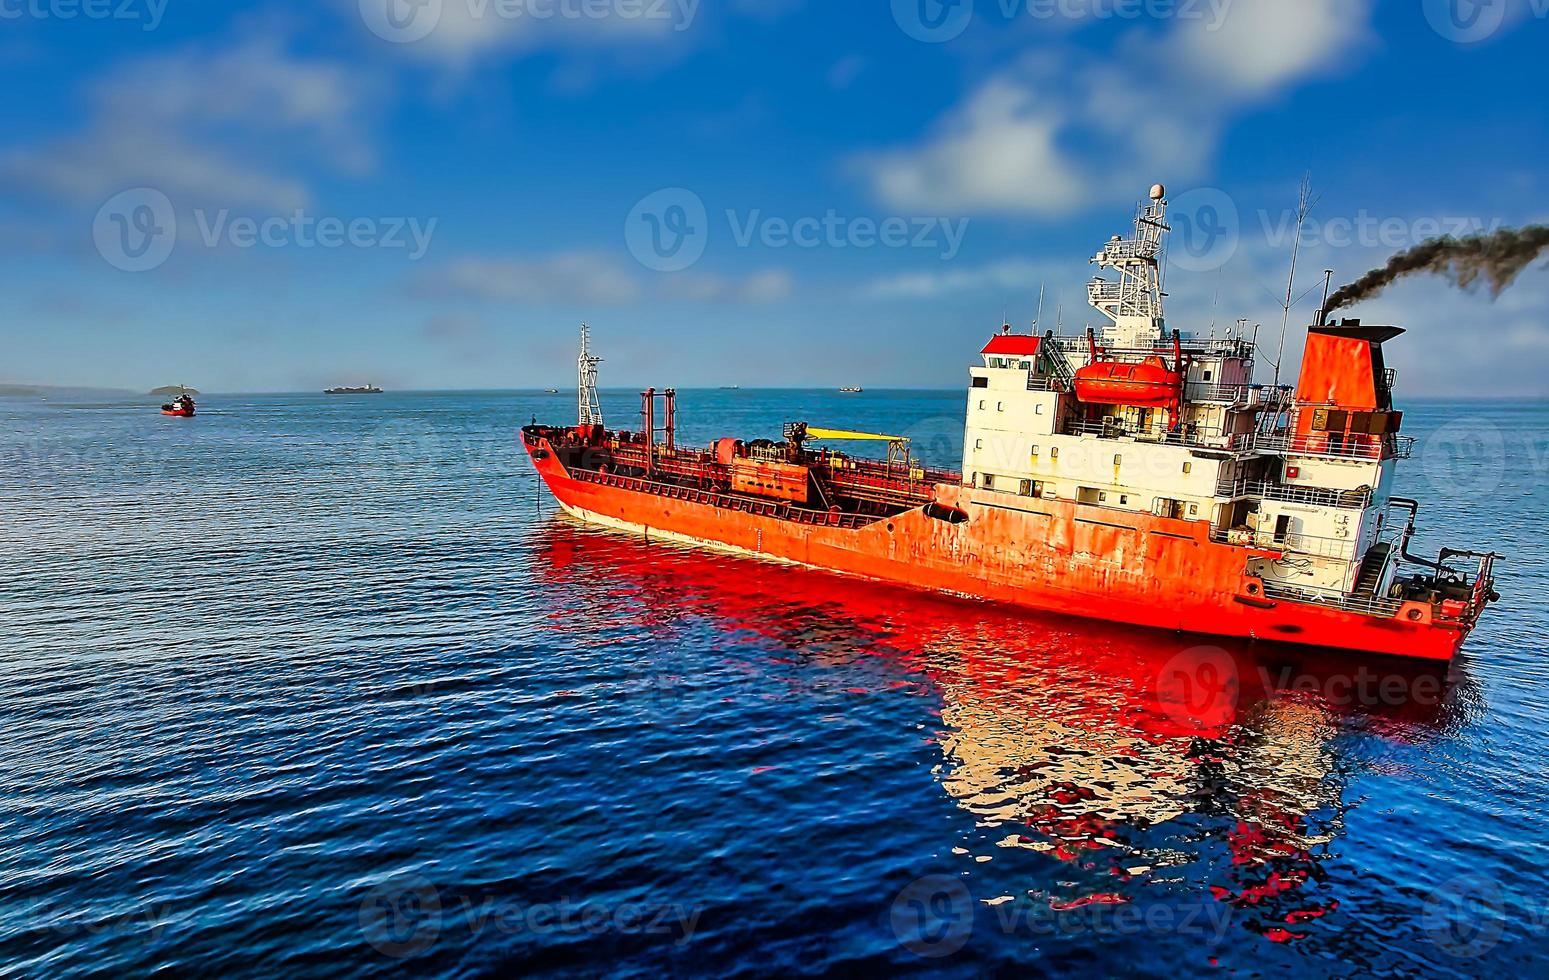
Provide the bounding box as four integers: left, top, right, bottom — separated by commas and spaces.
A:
2, 390, 1545, 977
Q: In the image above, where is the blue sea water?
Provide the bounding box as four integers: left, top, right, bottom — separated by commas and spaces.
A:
1, 389, 1545, 977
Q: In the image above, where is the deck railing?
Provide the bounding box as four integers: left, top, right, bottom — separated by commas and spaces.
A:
1260, 581, 1404, 619
1210, 526, 1361, 561
1215, 479, 1373, 510
1248, 431, 1415, 461
569, 467, 885, 530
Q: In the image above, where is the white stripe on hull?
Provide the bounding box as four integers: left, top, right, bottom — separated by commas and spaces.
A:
557, 500, 802, 567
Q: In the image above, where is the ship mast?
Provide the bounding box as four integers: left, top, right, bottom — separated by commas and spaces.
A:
1087, 184, 1169, 348
578, 323, 604, 427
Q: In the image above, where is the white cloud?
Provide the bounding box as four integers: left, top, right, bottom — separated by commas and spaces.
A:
857, 0, 1373, 215
348, 0, 706, 72
2, 35, 374, 213
423, 254, 794, 306
429, 252, 644, 305
864, 257, 1074, 300
661, 268, 793, 303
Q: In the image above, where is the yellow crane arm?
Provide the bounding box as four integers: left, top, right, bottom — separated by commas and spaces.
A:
802, 426, 910, 443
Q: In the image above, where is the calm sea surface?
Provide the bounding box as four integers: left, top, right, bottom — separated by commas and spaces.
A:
1, 389, 1546, 977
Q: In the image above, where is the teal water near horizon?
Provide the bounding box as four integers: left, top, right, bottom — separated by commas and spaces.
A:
2, 389, 1546, 977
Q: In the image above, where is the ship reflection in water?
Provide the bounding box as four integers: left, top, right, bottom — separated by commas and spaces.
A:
532, 516, 1477, 970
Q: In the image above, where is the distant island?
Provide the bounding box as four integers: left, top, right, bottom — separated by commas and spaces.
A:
150, 386, 199, 396
1, 383, 133, 397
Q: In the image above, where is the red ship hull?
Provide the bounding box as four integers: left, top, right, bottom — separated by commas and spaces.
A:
524, 435, 1472, 662
161, 409, 194, 417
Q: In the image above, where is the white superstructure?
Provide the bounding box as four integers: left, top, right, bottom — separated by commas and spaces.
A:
960, 186, 1417, 603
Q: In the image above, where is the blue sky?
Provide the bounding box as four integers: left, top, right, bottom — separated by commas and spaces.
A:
2, 0, 1546, 394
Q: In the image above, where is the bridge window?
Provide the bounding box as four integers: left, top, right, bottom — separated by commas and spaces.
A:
983, 474, 996, 489
972, 376, 988, 388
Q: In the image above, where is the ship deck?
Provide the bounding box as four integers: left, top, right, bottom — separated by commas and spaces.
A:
523, 425, 958, 527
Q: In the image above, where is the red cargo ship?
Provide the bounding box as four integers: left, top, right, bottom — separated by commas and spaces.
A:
523, 192, 1500, 661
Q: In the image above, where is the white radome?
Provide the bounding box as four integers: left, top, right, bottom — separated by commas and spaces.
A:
1150, 183, 1166, 201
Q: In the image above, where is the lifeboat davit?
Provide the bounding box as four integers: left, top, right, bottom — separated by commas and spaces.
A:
1073, 355, 1182, 408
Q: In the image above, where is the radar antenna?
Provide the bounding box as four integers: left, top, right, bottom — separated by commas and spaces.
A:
578, 323, 604, 427
1087, 183, 1169, 348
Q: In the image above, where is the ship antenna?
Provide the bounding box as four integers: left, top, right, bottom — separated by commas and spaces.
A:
1208, 268, 1221, 337
1033, 283, 1045, 334
578, 322, 604, 427
1273, 173, 1319, 386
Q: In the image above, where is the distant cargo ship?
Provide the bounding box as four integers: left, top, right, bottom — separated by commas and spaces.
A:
839, 386, 863, 393
324, 385, 383, 395
523, 188, 1500, 661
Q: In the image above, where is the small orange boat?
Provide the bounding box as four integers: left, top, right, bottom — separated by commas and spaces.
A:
161, 391, 196, 417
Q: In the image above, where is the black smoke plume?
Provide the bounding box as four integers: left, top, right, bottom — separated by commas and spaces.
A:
1323, 225, 1549, 319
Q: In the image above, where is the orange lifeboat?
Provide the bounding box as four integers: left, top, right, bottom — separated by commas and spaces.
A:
1073, 355, 1182, 408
